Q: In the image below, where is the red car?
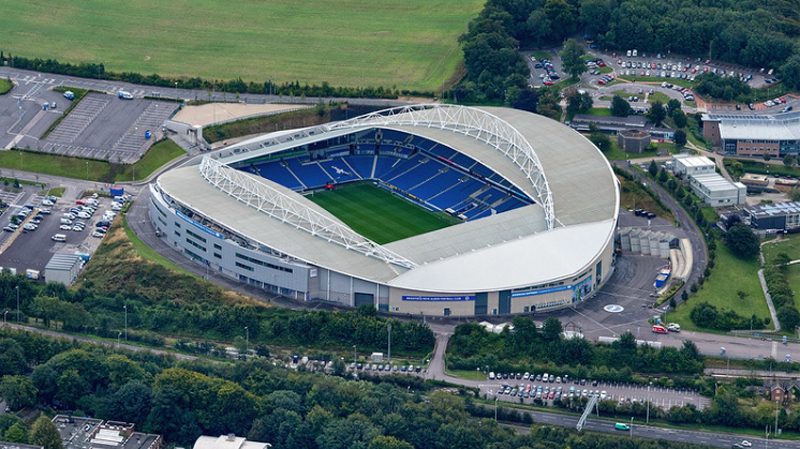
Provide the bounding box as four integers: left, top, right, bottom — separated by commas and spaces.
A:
617, 58, 623, 65
76, 200, 86, 205
544, 80, 554, 86
598, 62, 606, 67
598, 79, 606, 85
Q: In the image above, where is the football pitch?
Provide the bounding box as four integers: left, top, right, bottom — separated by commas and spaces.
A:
307, 182, 460, 244
1, 0, 483, 91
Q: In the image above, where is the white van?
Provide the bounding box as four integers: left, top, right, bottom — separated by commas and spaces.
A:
60, 218, 73, 225
51, 234, 67, 242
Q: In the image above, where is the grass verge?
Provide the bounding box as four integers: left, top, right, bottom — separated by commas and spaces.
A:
42, 87, 89, 139
668, 244, 771, 332
121, 212, 193, 276
114, 139, 185, 182
0, 78, 12, 95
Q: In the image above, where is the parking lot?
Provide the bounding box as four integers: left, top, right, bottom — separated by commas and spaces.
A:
0, 190, 121, 278
484, 374, 709, 410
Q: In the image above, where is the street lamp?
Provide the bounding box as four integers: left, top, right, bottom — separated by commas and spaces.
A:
244, 326, 249, 357
85, 161, 89, 180
117, 331, 122, 347
352, 345, 357, 365
15, 285, 19, 323
494, 395, 499, 421
630, 417, 633, 438
3, 310, 8, 324
124, 305, 128, 341
476, 367, 480, 381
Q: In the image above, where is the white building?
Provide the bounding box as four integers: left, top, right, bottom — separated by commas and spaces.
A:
193, 435, 271, 449
672, 154, 715, 177
688, 173, 746, 206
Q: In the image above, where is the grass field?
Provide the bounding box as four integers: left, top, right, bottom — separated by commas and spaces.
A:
668, 243, 772, 332
1, 0, 482, 91
0, 139, 183, 182
0, 79, 12, 95
307, 181, 460, 244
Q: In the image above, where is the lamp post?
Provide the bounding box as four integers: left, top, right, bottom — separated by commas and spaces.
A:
3, 310, 8, 324
244, 326, 249, 357
630, 417, 633, 438
124, 305, 127, 341
495, 395, 499, 421
387, 323, 391, 364
477, 367, 480, 382
117, 331, 122, 347
175, 82, 179, 105
15, 285, 19, 322
352, 345, 356, 364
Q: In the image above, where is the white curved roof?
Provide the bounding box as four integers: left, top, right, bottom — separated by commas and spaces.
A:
159, 105, 618, 291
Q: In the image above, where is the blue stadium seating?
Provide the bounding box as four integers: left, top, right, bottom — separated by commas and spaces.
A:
285, 158, 331, 188
255, 162, 304, 190
240, 130, 536, 221
343, 156, 375, 179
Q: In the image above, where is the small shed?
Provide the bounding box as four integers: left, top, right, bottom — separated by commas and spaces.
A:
45, 253, 82, 285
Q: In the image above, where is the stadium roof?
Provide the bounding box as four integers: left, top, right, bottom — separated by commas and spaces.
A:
703, 111, 800, 141
159, 105, 618, 290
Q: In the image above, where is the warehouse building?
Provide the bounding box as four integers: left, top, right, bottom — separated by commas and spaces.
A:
672, 155, 715, 177
687, 173, 746, 206
44, 254, 82, 285
743, 201, 800, 233
702, 111, 800, 157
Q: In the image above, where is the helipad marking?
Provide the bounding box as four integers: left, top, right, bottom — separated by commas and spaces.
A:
604, 304, 624, 313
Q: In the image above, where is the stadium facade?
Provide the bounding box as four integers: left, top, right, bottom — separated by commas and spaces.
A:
149, 105, 619, 317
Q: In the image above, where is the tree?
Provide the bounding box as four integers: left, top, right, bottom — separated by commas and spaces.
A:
588, 122, 611, 152
666, 99, 682, 114
611, 95, 632, 117
647, 101, 667, 125
559, 38, 587, 80
784, 154, 794, 167
105, 381, 153, 427
29, 415, 64, 449
789, 188, 800, 202
725, 223, 760, 259
648, 160, 658, 177
764, 153, 771, 162
368, 435, 414, 449
566, 91, 592, 115
543, 0, 577, 40
542, 317, 563, 342
671, 109, 687, 128
777, 305, 800, 331
4, 422, 27, 443
674, 129, 687, 147
0, 375, 37, 410
779, 53, 800, 91
774, 252, 792, 267
0, 338, 27, 376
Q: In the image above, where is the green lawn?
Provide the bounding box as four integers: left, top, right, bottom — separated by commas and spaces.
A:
0, 139, 183, 182
122, 213, 193, 276
532, 51, 552, 61
0, 78, 12, 95
115, 139, 185, 182
598, 66, 613, 74
668, 244, 772, 332
1, 0, 482, 91
604, 140, 660, 161
763, 234, 800, 264
586, 107, 612, 116
307, 181, 460, 244
647, 92, 670, 104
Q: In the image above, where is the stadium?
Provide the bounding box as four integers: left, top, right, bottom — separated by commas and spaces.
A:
149, 104, 619, 317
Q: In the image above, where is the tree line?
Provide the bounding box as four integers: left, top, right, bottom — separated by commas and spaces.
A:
0, 52, 429, 100
457, 0, 800, 104
0, 262, 434, 358
447, 317, 706, 381
0, 327, 781, 449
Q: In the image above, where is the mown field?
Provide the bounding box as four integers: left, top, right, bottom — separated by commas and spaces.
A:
307, 181, 460, 244
1, 0, 482, 91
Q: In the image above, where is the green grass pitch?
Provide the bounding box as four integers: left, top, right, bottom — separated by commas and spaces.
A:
307, 181, 460, 244
1, 0, 484, 91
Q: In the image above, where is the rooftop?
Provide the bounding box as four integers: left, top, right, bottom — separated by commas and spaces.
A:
702, 111, 800, 141
193, 435, 271, 449
673, 154, 715, 168
692, 173, 742, 192
746, 201, 800, 217
158, 106, 618, 291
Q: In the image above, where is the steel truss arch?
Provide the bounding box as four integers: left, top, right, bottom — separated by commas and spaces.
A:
328, 104, 556, 229
198, 156, 417, 270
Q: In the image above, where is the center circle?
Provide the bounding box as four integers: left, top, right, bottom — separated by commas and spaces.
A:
604, 304, 624, 313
